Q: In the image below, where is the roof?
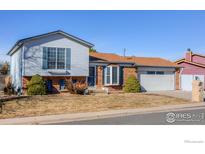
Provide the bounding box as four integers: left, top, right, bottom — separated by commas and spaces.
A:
89, 52, 134, 64
90, 52, 179, 68
127, 56, 179, 67
175, 52, 205, 68
7, 30, 94, 55
175, 59, 205, 68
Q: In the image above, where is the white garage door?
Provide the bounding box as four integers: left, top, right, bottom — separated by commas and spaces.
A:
140, 74, 175, 91
181, 74, 204, 91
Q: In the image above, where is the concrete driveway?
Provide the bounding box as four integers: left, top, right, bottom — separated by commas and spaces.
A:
146, 90, 192, 100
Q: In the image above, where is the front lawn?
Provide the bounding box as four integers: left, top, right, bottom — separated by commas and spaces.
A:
0, 93, 191, 119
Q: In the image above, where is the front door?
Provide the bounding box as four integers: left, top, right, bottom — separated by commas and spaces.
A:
88, 67, 95, 87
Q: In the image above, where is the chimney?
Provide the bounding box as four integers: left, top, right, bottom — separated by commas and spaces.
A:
185, 48, 193, 62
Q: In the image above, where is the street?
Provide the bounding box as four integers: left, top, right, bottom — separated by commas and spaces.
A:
53, 106, 205, 125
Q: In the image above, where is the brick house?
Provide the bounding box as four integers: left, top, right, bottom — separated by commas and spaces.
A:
175, 50, 205, 90
8, 30, 180, 94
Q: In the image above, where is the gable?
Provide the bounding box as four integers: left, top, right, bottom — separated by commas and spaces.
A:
8, 30, 94, 56
178, 61, 205, 74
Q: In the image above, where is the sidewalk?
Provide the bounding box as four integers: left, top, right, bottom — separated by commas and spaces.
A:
0, 103, 204, 125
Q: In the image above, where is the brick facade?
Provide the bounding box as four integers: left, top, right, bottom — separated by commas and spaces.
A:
95, 66, 137, 91
22, 76, 86, 94
96, 66, 103, 88
175, 68, 180, 90
123, 67, 137, 84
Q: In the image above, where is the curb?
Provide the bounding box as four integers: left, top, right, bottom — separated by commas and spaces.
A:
0, 103, 205, 125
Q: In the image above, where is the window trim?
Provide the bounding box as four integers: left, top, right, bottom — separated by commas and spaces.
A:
104, 66, 120, 86
43, 47, 69, 70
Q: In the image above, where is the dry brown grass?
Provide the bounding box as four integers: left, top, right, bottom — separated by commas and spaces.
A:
0, 93, 191, 119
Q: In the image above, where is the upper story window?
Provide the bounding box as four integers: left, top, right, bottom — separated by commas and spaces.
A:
43, 47, 71, 70
47, 47, 56, 69
104, 66, 119, 85
57, 48, 65, 69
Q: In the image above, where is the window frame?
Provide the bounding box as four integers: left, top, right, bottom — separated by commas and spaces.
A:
104, 66, 119, 86
44, 47, 68, 70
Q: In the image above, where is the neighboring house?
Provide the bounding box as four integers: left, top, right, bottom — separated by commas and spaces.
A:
175, 50, 205, 91
8, 30, 180, 93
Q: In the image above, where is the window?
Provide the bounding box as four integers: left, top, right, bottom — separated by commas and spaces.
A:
57, 48, 65, 69
147, 71, 165, 75
106, 67, 111, 84
105, 66, 119, 85
47, 48, 56, 69
147, 71, 155, 75
156, 71, 164, 75
112, 67, 118, 84
43, 47, 71, 70
59, 79, 65, 90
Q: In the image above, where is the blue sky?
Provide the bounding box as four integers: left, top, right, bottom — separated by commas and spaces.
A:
1, 10, 205, 62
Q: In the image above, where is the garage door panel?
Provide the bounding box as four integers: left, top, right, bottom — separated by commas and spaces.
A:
140, 74, 175, 91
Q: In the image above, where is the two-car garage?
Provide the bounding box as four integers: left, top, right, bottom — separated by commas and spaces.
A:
138, 67, 176, 91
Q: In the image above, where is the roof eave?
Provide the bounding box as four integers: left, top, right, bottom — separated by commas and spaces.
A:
90, 60, 135, 65
135, 64, 181, 68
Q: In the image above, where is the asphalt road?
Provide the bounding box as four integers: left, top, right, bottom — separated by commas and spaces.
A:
53, 106, 205, 125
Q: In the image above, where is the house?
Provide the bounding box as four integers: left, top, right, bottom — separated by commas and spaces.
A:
8, 30, 180, 94
175, 49, 205, 91
90, 52, 180, 91
7, 30, 93, 93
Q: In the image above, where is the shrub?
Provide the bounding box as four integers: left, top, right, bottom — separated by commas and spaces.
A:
123, 75, 141, 93
65, 78, 75, 94
65, 78, 88, 95
74, 80, 88, 94
0, 62, 9, 75
27, 74, 46, 95
4, 76, 14, 95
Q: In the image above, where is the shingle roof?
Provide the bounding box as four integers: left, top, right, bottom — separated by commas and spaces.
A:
90, 52, 179, 67
89, 52, 132, 63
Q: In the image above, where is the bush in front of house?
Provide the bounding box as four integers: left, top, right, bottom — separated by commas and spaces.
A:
65, 78, 88, 95
0, 62, 9, 75
3, 76, 14, 95
123, 75, 141, 93
27, 74, 46, 95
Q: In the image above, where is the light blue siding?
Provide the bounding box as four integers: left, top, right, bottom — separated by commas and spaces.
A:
23, 33, 89, 76
10, 33, 90, 90
10, 48, 22, 91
